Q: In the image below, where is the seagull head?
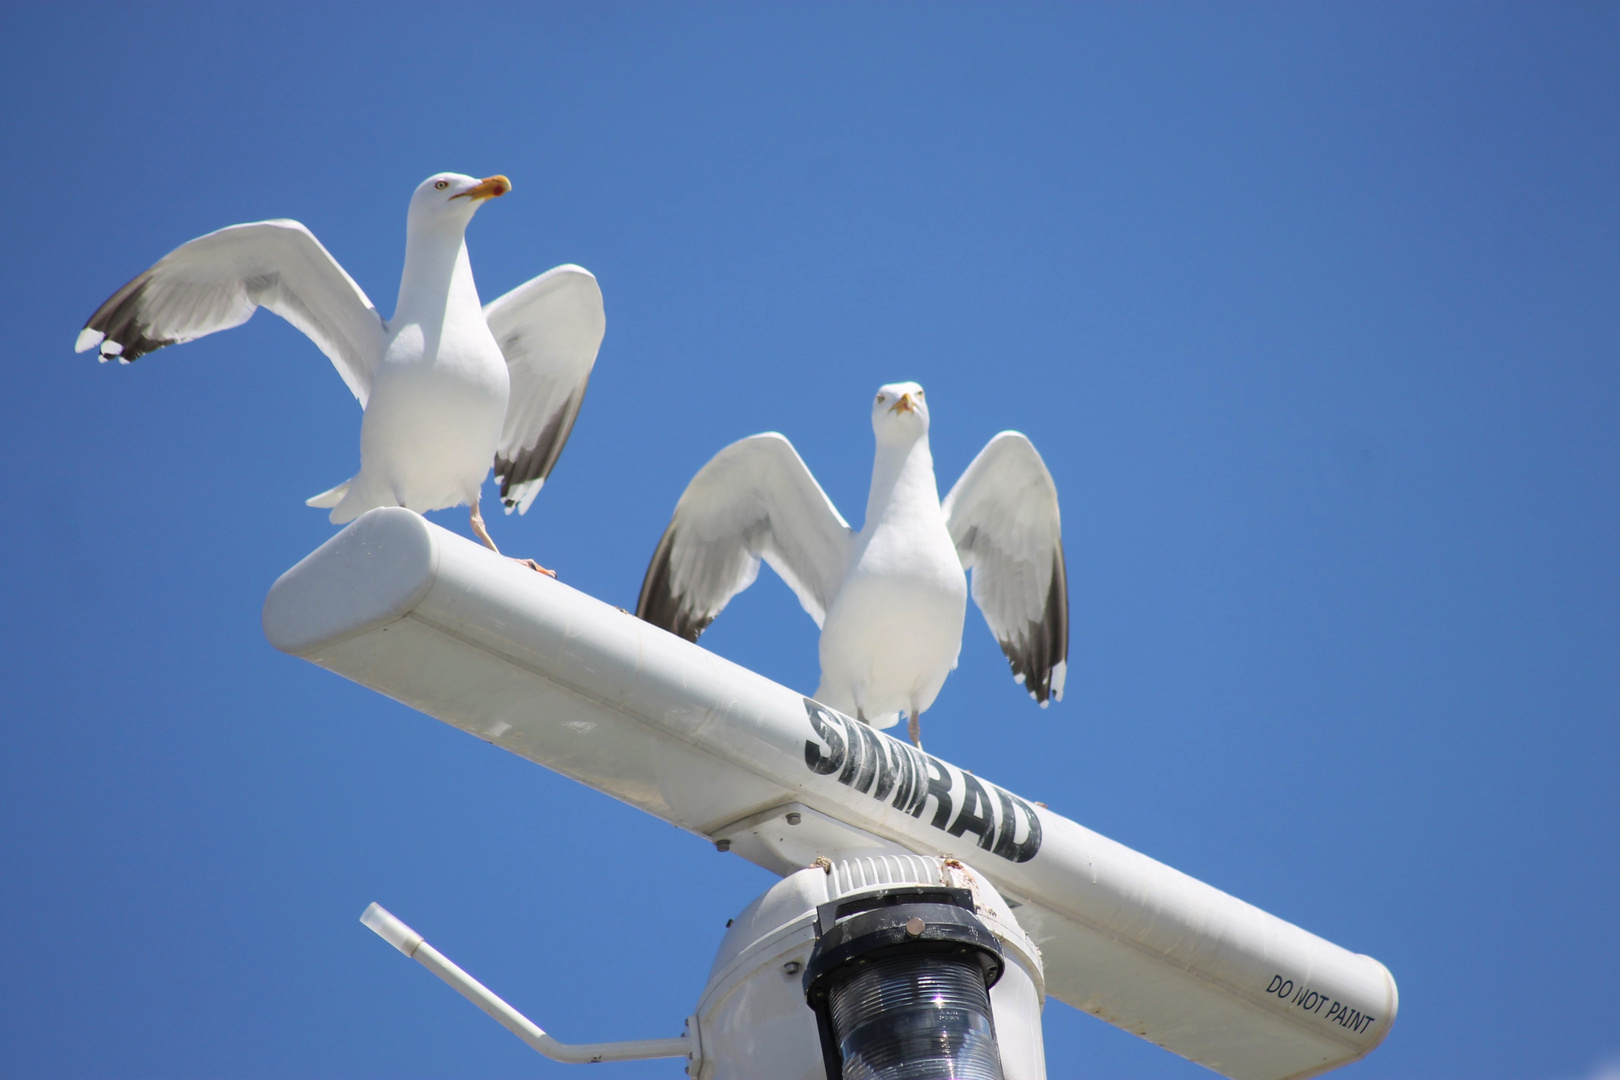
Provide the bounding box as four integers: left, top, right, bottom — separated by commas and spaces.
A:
872, 381, 930, 442
407, 172, 511, 232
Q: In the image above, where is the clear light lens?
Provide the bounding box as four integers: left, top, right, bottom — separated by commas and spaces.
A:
828, 953, 1004, 1080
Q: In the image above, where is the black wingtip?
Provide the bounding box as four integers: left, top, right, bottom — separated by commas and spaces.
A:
495, 382, 591, 510
635, 524, 713, 643
1001, 545, 1070, 705
81, 272, 178, 364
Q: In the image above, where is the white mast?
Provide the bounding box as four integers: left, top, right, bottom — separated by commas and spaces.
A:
266, 508, 1397, 1080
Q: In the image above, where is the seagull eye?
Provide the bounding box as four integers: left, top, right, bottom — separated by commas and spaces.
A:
434, 180, 450, 190
876, 395, 886, 404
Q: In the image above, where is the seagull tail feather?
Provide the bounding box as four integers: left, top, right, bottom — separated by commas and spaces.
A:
305, 481, 351, 510
868, 710, 903, 730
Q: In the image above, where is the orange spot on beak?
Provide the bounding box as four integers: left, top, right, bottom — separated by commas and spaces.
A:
453, 174, 512, 202
888, 393, 916, 414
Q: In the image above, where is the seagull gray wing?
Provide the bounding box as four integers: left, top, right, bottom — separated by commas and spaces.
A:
943, 431, 1069, 705
483, 265, 606, 515
637, 433, 854, 642
75, 220, 385, 405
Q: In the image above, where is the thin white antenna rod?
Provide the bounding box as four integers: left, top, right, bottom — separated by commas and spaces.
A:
360, 903, 692, 1065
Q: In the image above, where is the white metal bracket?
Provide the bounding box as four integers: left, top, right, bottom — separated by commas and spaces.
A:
361, 903, 699, 1069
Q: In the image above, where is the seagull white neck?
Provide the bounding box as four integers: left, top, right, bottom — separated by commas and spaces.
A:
865, 434, 940, 529
393, 225, 482, 330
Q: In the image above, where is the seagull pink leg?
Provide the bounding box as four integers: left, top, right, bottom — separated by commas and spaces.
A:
470, 496, 554, 576
908, 710, 922, 749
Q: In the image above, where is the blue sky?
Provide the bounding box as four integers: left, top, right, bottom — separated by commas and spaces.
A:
2, 3, 1617, 1078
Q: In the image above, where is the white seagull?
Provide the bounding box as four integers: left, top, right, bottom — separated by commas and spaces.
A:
75, 172, 605, 571
637, 381, 1067, 746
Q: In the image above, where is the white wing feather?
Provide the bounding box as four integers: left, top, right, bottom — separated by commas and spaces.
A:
943, 431, 1069, 703
484, 265, 606, 514
75, 220, 384, 405
637, 433, 853, 640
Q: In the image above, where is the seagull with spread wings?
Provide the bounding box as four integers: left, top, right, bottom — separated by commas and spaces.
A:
637, 381, 1067, 746
76, 172, 605, 573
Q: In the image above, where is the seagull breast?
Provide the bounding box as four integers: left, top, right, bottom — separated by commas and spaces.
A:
355, 231, 510, 514
813, 431, 968, 726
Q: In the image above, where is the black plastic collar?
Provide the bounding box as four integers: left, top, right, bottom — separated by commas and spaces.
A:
802, 885, 1004, 1080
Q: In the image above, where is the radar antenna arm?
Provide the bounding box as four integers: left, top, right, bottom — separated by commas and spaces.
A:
265, 514, 1398, 1080
360, 903, 697, 1066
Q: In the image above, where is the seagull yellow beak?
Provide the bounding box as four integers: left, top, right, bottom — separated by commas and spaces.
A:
888, 393, 916, 414
452, 175, 512, 202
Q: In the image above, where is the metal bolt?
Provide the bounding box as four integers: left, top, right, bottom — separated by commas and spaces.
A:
783, 960, 802, 975
785, 812, 801, 825
715, 838, 731, 852
905, 917, 926, 937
